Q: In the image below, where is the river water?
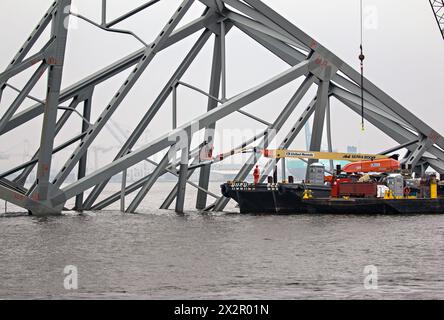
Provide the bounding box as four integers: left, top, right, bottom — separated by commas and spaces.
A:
1, 182, 444, 299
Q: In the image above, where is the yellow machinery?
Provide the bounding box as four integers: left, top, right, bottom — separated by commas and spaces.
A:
431, 176, 438, 199
262, 149, 390, 162
214, 147, 389, 163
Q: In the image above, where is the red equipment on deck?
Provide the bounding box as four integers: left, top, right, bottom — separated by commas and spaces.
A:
338, 182, 377, 198
331, 179, 378, 198
330, 178, 352, 198
342, 159, 400, 173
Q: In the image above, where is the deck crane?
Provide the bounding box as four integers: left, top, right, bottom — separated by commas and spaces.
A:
209, 147, 400, 174
430, 0, 444, 40
262, 149, 400, 174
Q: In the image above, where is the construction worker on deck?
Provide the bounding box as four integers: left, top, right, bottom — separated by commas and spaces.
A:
253, 165, 260, 184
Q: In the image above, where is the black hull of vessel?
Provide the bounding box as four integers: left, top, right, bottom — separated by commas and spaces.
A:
221, 183, 444, 215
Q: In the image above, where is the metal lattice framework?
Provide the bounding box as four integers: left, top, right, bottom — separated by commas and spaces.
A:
430, 0, 444, 39
1, 0, 444, 215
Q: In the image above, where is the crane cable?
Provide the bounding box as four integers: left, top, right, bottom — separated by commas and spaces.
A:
359, 0, 366, 131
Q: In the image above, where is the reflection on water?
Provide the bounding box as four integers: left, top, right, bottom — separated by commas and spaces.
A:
0, 182, 443, 299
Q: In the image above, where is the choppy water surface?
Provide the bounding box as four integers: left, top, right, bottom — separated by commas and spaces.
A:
1, 182, 444, 299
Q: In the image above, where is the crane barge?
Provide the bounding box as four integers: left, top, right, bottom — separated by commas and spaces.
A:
218, 149, 444, 214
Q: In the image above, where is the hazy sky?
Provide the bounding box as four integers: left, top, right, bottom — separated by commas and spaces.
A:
1, 0, 444, 174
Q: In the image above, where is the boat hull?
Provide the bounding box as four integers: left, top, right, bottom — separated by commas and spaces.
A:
221, 183, 444, 214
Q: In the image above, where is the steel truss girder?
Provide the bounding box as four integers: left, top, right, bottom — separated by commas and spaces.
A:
307, 80, 331, 163
234, 9, 443, 169
2, 0, 444, 215
50, 0, 195, 191
54, 60, 310, 207
33, 0, 72, 208
82, 28, 214, 210
233, 15, 414, 135
0, 14, 217, 136
238, 0, 444, 150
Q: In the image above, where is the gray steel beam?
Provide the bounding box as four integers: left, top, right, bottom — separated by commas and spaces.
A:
196, 32, 222, 209
101, 0, 107, 26
235, 21, 306, 66
0, 0, 54, 91
306, 79, 330, 175
326, 97, 334, 171
213, 74, 315, 211
402, 137, 434, 169
220, 21, 227, 101
0, 50, 49, 85
175, 144, 190, 213
71, 11, 149, 47
228, 0, 441, 155
428, 159, 444, 174
172, 83, 178, 129
236, 18, 406, 133
120, 169, 127, 212
106, 0, 161, 28
259, 98, 317, 182
126, 152, 170, 213
56, 60, 310, 206
4, 83, 44, 105
82, 29, 213, 210
51, 0, 195, 191
74, 97, 92, 211
0, 184, 46, 214
33, 0, 71, 205
225, 11, 307, 52
0, 62, 47, 134
160, 159, 199, 210
380, 140, 420, 155
221, 0, 308, 51
178, 79, 271, 126
0, 132, 85, 182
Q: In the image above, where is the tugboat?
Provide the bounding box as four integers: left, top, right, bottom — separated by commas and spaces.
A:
220, 149, 444, 214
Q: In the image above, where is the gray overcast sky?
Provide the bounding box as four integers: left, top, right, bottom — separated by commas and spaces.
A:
1, 0, 444, 173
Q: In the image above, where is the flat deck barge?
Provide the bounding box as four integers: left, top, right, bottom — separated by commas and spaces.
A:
221, 182, 444, 214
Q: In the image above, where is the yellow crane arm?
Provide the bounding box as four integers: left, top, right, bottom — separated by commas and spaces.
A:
263, 149, 389, 162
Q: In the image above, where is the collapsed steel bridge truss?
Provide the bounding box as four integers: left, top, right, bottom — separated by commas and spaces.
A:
430, 0, 444, 40
1, 0, 444, 215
